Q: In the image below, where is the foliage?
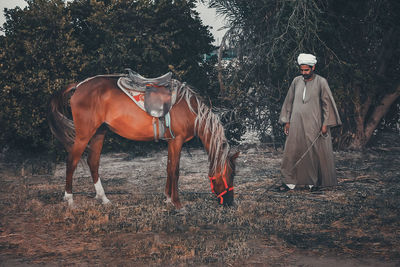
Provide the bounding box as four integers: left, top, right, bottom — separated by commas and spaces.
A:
0, 0, 216, 154
207, 0, 400, 149
68, 0, 214, 84
321, 0, 400, 148
0, 0, 84, 153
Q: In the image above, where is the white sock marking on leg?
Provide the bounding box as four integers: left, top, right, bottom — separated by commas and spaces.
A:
94, 178, 110, 204
64, 191, 74, 206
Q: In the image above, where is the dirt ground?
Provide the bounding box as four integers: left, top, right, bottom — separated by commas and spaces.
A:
0, 137, 399, 266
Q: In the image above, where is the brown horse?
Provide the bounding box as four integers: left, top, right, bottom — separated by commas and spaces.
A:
48, 74, 239, 209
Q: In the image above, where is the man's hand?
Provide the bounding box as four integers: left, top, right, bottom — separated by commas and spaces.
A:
284, 123, 290, 135
321, 125, 327, 135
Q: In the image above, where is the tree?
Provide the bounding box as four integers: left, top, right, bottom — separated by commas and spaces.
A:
68, 0, 214, 85
322, 0, 400, 149
0, 0, 85, 152
206, 0, 400, 149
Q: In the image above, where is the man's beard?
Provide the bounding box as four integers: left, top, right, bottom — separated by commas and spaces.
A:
302, 72, 313, 80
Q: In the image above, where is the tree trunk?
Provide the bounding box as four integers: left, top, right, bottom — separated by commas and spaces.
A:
349, 84, 400, 149
217, 29, 231, 94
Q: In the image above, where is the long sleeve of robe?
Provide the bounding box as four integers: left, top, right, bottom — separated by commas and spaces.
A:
279, 74, 342, 187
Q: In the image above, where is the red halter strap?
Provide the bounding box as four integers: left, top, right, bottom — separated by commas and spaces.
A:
208, 164, 234, 204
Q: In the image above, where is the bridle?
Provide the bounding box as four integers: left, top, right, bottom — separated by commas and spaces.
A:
208, 164, 234, 204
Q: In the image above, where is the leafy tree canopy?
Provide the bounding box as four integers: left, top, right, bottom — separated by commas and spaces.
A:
207, 0, 400, 149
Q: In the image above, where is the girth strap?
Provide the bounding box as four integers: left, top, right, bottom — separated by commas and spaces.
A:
152, 113, 175, 141
165, 113, 175, 139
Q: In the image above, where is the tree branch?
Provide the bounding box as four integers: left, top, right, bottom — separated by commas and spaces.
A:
365, 84, 400, 140
217, 28, 231, 94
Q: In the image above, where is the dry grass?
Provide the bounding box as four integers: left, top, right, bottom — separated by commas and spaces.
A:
0, 144, 399, 266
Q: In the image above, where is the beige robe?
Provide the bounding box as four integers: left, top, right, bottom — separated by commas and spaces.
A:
279, 74, 341, 187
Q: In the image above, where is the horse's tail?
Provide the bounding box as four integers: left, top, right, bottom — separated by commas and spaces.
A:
48, 83, 77, 151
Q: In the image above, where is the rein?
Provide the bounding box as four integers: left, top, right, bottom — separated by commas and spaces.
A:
289, 131, 322, 172
208, 164, 234, 204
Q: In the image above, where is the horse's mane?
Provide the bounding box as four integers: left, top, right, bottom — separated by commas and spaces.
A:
173, 80, 230, 175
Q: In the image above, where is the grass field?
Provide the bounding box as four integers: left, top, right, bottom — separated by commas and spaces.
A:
0, 143, 399, 266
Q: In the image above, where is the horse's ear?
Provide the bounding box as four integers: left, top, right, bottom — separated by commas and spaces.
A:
230, 151, 240, 161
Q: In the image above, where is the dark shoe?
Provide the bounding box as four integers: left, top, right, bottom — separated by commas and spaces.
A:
272, 183, 291, 192
310, 186, 321, 192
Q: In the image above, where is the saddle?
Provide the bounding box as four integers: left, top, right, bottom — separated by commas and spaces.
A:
124, 68, 172, 92
117, 69, 177, 141
118, 69, 173, 118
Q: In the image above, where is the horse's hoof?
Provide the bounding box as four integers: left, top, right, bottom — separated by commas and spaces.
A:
164, 197, 172, 204
173, 201, 184, 211
64, 192, 75, 207
176, 206, 187, 214
96, 196, 111, 205
65, 200, 76, 209
102, 198, 111, 205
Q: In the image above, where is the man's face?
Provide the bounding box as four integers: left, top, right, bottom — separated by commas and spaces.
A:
299, 65, 315, 80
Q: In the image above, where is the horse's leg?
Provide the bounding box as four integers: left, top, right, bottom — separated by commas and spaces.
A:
164, 148, 172, 203
164, 175, 172, 204
164, 141, 178, 203
166, 137, 184, 209
87, 126, 110, 204
64, 135, 92, 207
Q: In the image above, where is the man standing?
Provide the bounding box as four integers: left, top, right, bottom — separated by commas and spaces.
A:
277, 53, 342, 191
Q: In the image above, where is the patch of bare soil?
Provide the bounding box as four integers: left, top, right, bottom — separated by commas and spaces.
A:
0, 142, 399, 266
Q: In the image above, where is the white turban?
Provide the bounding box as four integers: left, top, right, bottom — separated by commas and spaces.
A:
297, 53, 317, 66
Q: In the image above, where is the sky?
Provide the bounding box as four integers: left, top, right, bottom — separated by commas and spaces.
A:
0, 0, 227, 45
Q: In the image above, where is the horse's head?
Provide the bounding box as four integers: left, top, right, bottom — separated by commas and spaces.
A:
209, 151, 240, 206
